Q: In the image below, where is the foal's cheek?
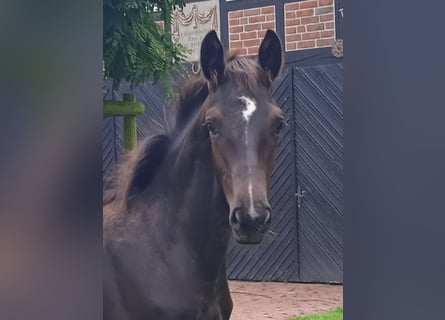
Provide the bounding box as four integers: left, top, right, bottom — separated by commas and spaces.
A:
265, 144, 278, 188
210, 145, 232, 194
210, 151, 224, 180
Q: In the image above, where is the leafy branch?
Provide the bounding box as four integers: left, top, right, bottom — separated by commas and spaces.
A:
103, 0, 188, 94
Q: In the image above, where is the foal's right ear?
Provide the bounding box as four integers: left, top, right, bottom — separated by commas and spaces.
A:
258, 30, 283, 83
200, 30, 225, 86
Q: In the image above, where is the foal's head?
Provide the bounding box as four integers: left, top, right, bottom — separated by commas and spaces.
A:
199, 30, 284, 244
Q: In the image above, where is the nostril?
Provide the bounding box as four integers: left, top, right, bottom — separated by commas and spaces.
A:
254, 208, 271, 229
230, 208, 242, 229
264, 209, 271, 226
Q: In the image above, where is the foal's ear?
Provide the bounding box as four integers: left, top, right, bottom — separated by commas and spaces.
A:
200, 30, 225, 85
258, 30, 283, 82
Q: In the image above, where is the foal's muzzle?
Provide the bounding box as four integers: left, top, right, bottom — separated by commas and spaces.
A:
229, 205, 271, 244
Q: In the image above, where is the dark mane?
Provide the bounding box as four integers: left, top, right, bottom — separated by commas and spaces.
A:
103, 135, 169, 210
104, 53, 267, 212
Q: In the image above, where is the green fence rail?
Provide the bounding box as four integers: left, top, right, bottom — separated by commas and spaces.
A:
103, 93, 145, 152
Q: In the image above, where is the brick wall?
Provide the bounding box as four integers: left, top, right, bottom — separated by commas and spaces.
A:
227, 0, 336, 55
228, 6, 276, 56
284, 0, 335, 51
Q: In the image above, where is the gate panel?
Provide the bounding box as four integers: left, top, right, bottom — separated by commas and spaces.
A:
103, 117, 116, 188
226, 66, 298, 281
293, 63, 343, 283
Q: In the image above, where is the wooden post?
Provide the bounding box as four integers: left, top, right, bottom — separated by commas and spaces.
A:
123, 114, 137, 152
123, 94, 137, 152
103, 94, 145, 153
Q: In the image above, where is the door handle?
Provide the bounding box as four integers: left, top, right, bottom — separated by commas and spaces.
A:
295, 185, 306, 209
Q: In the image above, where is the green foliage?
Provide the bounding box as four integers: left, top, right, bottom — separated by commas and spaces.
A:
288, 307, 343, 320
104, 0, 188, 92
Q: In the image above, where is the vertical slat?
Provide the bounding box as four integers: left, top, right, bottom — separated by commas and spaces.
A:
293, 63, 343, 283
102, 117, 116, 190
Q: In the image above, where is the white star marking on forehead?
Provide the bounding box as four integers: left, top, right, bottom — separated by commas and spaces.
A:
239, 96, 257, 122
239, 96, 258, 218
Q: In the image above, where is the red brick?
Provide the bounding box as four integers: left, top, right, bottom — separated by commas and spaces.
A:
300, 0, 318, 9
321, 30, 335, 38
320, 13, 334, 22
286, 18, 301, 26
301, 16, 319, 24
230, 34, 240, 41
297, 9, 314, 17
241, 18, 248, 24
286, 34, 302, 42
286, 11, 296, 19
286, 26, 297, 34
230, 26, 243, 33
287, 42, 297, 50
229, 19, 240, 26
326, 22, 335, 29
297, 26, 306, 33
244, 8, 260, 16
302, 32, 320, 40
245, 23, 261, 31
315, 7, 332, 15
262, 22, 275, 29
258, 30, 268, 38
244, 38, 261, 47
319, 0, 333, 6
230, 41, 243, 49
285, 3, 300, 11
248, 47, 259, 55
297, 40, 316, 48
266, 14, 275, 21
240, 31, 257, 40
249, 16, 266, 23
307, 23, 325, 31
229, 11, 243, 19
238, 48, 248, 55
317, 39, 333, 47
261, 6, 275, 14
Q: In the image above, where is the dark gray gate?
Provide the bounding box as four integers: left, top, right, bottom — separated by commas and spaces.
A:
293, 63, 343, 283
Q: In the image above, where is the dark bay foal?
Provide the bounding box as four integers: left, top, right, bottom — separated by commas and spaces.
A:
103, 30, 284, 320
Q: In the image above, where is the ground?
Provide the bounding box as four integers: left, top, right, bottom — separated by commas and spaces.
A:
228, 281, 343, 320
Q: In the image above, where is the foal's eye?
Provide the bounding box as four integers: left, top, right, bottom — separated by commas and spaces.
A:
274, 118, 287, 136
204, 120, 218, 136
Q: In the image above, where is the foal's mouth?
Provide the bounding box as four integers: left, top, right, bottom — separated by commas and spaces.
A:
233, 234, 265, 245
231, 224, 268, 245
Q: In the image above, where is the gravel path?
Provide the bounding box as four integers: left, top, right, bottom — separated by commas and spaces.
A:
229, 281, 343, 320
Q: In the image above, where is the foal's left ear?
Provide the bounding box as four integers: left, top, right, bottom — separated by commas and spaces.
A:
258, 30, 283, 82
200, 30, 225, 86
